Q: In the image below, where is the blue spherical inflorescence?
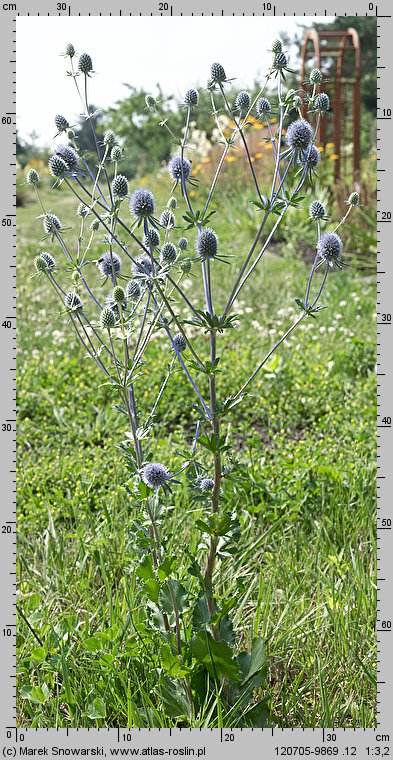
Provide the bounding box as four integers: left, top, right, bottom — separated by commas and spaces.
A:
302, 145, 320, 169
54, 114, 69, 133
144, 228, 160, 249
142, 462, 170, 489
54, 144, 79, 172
210, 62, 226, 83
65, 292, 83, 311
97, 251, 122, 277
160, 209, 175, 229
130, 188, 155, 219
235, 91, 251, 111
199, 477, 214, 493
169, 155, 192, 183
160, 242, 177, 265
48, 155, 69, 177
77, 203, 89, 218
273, 52, 287, 70
314, 93, 330, 113
100, 308, 116, 329
78, 52, 93, 74
178, 237, 188, 251
43, 214, 61, 235
172, 333, 187, 352
112, 174, 129, 198
317, 232, 343, 264
132, 254, 154, 277
286, 119, 313, 151
256, 98, 271, 117
126, 280, 141, 300
185, 88, 199, 107
309, 200, 326, 220
35, 252, 56, 272
196, 228, 218, 260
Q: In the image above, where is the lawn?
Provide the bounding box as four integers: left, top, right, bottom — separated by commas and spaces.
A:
17, 169, 376, 727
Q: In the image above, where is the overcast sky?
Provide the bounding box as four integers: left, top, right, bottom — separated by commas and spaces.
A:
17, 16, 333, 146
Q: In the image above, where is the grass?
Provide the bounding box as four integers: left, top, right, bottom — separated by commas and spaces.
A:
17, 169, 376, 728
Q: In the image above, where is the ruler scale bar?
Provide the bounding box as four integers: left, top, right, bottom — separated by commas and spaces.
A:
0, 0, 390, 753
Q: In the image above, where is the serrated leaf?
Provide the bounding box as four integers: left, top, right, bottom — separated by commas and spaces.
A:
190, 631, 240, 682
238, 637, 267, 686
159, 580, 189, 614
136, 554, 155, 582
157, 675, 192, 718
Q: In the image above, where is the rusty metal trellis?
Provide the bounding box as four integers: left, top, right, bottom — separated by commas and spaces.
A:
300, 27, 361, 184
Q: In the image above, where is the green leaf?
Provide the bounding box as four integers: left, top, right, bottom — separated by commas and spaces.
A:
157, 675, 192, 718
160, 644, 192, 678
30, 647, 47, 663
157, 555, 177, 581
192, 594, 210, 630
20, 683, 50, 704
83, 636, 104, 653
159, 581, 189, 615
238, 637, 267, 686
84, 696, 106, 719
137, 481, 151, 499
190, 631, 240, 682
143, 579, 160, 604
242, 698, 270, 727
136, 554, 155, 582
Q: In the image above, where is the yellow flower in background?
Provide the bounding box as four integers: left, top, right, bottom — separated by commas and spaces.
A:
265, 143, 273, 150
202, 157, 211, 164
225, 155, 237, 162
255, 152, 263, 158
330, 154, 339, 161
190, 190, 196, 197
253, 123, 263, 130
317, 146, 324, 152
326, 142, 335, 150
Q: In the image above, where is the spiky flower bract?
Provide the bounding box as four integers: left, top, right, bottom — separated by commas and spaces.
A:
286, 119, 313, 151
168, 196, 177, 210
125, 280, 141, 300
105, 293, 127, 313
145, 95, 157, 110
172, 333, 187, 352
97, 251, 122, 277
309, 200, 326, 220
273, 52, 287, 70
256, 98, 271, 117
200, 477, 214, 493
112, 174, 129, 198
210, 62, 226, 83
43, 214, 61, 235
103, 130, 116, 147
271, 39, 282, 54
185, 88, 199, 107
160, 242, 177, 265
130, 188, 155, 219
235, 91, 251, 111
113, 285, 125, 303
169, 155, 191, 183
132, 255, 153, 277
317, 232, 343, 265
65, 43, 75, 57
90, 219, 100, 232
178, 237, 188, 251
48, 155, 68, 177
34, 252, 56, 272
196, 228, 218, 260
65, 292, 83, 311
310, 68, 323, 84
142, 462, 170, 489
26, 168, 40, 185
54, 144, 79, 171
314, 93, 330, 113
100, 308, 116, 329
143, 228, 160, 249
293, 95, 303, 109
160, 209, 175, 228
111, 145, 123, 161
347, 191, 360, 206
78, 52, 93, 74
54, 114, 69, 133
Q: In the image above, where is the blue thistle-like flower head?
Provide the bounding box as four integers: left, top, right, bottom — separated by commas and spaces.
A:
26, 168, 40, 185
97, 251, 122, 277
286, 119, 313, 151
105, 293, 127, 313
309, 200, 326, 220
310, 68, 323, 84
34, 252, 56, 272
142, 462, 170, 489
78, 52, 93, 74
210, 62, 226, 83
77, 203, 89, 218
143, 228, 160, 249
172, 332, 187, 352
160, 242, 177, 265
271, 39, 282, 54
293, 95, 303, 109
235, 91, 251, 111
178, 237, 188, 251
112, 174, 129, 198
125, 280, 141, 300
145, 94, 157, 110
48, 154, 69, 177
347, 191, 360, 206
113, 285, 125, 303
314, 93, 330, 113
199, 477, 214, 493
256, 98, 271, 117
54, 144, 79, 171
179, 259, 192, 274
65, 43, 75, 58
185, 88, 199, 107
111, 145, 123, 161
273, 52, 287, 70
132, 254, 153, 277
65, 292, 83, 311
130, 188, 155, 219
160, 209, 175, 228
168, 196, 177, 210
43, 214, 61, 235
90, 218, 100, 232
317, 232, 343, 265
100, 308, 116, 329
196, 228, 218, 260
103, 129, 116, 147
302, 145, 320, 168
169, 155, 191, 183
54, 114, 69, 133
